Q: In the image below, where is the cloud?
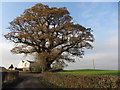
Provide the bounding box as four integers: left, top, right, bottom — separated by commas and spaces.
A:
0, 40, 25, 68
76, 2, 117, 30
107, 36, 118, 47
1, 2, 118, 70
65, 52, 118, 70
1, 35, 118, 70
94, 35, 118, 54
65, 30, 118, 70
1, 29, 117, 69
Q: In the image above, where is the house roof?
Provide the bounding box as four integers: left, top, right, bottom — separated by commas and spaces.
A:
21, 60, 34, 63
26, 60, 35, 63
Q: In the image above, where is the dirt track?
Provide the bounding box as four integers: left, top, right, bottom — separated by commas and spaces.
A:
11, 73, 50, 88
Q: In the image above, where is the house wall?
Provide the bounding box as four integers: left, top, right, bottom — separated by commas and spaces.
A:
23, 61, 30, 68
17, 60, 34, 71
17, 61, 24, 68
23, 61, 30, 71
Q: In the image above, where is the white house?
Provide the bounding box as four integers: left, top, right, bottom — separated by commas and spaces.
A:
17, 60, 35, 71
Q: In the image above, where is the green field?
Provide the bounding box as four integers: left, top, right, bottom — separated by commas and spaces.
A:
56, 69, 120, 76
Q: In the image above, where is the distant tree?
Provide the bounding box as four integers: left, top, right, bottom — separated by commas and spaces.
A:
4, 3, 94, 72
9, 64, 14, 70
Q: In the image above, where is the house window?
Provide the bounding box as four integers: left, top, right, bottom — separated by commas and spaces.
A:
24, 63, 27, 67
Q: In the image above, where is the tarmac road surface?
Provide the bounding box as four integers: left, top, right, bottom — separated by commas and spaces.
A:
10, 73, 50, 89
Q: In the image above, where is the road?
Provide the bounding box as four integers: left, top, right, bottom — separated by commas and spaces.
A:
10, 73, 50, 89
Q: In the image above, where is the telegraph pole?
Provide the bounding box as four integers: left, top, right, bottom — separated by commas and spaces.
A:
93, 59, 95, 69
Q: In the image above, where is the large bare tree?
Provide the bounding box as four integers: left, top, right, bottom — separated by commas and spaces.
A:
4, 3, 94, 72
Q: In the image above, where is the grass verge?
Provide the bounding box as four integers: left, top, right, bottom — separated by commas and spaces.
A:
55, 69, 119, 76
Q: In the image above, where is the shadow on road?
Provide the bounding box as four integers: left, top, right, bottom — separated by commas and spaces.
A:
2, 73, 50, 89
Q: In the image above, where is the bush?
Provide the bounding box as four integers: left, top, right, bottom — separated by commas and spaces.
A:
40, 72, 119, 88
1, 69, 19, 87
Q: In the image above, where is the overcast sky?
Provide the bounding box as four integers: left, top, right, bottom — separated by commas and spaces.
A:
0, 1, 118, 70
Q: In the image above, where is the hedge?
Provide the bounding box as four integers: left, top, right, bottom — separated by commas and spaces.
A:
1, 69, 19, 87
40, 72, 120, 88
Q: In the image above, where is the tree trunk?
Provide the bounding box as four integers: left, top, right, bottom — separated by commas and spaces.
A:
36, 53, 47, 73
41, 57, 46, 73
36, 53, 54, 73
46, 63, 51, 71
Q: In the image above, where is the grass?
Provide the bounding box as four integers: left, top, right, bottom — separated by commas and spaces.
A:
19, 71, 41, 74
55, 69, 120, 76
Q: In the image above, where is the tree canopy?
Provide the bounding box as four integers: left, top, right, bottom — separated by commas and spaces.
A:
4, 3, 94, 72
